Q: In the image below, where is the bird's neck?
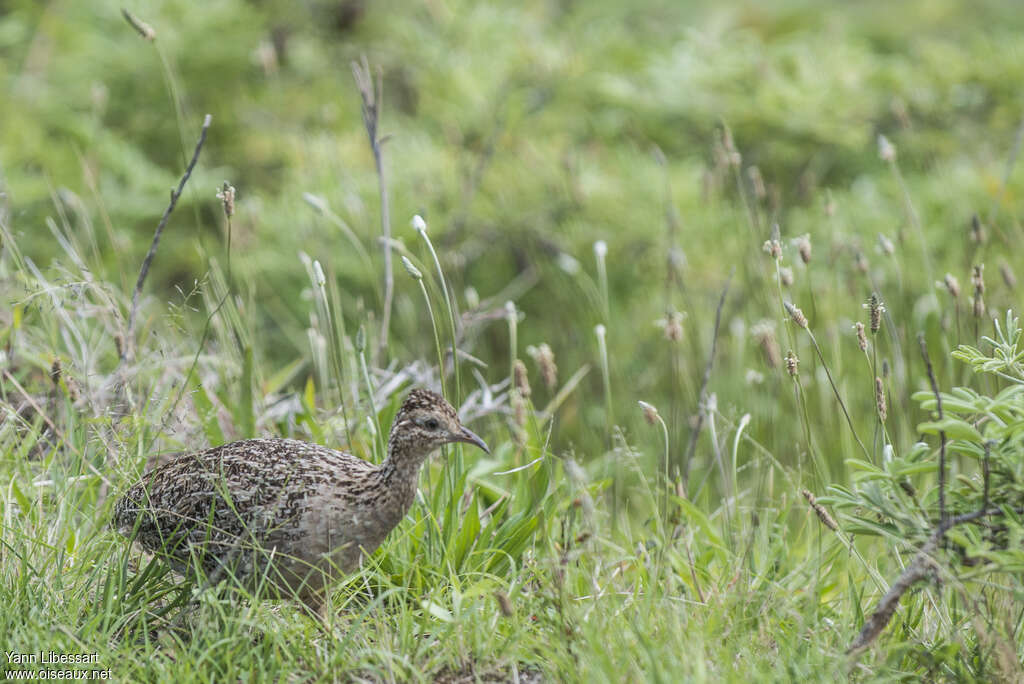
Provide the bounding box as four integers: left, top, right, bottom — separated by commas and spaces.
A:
374, 439, 431, 512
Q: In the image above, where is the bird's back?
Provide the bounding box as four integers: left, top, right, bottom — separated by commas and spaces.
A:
112, 438, 377, 577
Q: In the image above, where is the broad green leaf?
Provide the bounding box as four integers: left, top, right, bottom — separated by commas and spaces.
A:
918, 418, 983, 443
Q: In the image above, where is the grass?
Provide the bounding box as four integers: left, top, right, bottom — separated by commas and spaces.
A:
2, 0, 1024, 681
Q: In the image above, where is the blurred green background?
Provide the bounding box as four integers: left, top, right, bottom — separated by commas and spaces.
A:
3, 0, 1024, 478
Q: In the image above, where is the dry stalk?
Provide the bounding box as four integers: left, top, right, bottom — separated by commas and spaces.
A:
847, 506, 1022, 656
125, 113, 212, 362
682, 270, 732, 487
352, 56, 393, 363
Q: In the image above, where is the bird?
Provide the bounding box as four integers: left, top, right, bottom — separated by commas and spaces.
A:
112, 388, 489, 612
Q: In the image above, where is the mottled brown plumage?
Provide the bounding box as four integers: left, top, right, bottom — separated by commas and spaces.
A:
112, 389, 488, 609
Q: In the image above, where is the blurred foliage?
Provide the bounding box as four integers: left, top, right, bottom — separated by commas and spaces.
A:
3, 0, 1024, 496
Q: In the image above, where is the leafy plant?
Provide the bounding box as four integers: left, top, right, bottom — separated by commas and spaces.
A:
826, 311, 1024, 674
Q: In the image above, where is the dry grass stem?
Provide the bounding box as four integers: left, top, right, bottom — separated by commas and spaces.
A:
125, 113, 212, 362
352, 56, 393, 362
682, 272, 732, 486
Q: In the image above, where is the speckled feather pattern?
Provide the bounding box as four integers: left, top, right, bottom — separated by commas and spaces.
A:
112, 389, 483, 605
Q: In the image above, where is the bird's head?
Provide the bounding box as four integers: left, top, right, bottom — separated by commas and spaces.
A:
389, 389, 490, 457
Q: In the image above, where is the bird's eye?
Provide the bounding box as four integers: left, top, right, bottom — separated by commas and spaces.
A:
424, 418, 440, 430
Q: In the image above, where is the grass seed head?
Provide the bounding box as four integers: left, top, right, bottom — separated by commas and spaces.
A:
877, 233, 894, 256
752, 320, 781, 368
875, 377, 887, 422
216, 181, 236, 218
972, 264, 986, 318
747, 165, 767, 200
794, 234, 812, 264
657, 310, 685, 342
121, 9, 156, 40
763, 222, 783, 261
513, 359, 531, 398
970, 214, 985, 244
855, 251, 869, 274
941, 273, 960, 298
303, 192, 328, 215
779, 266, 794, 287
802, 489, 839, 531
638, 400, 660, 426
855, 322, 867, 352
972, 264, 985, 294
411, 214, 428, 234
784, 301, 808, 329
999, 261, 1017, 289
785, 349, 799, 376
527, 343, 558, 390
401, 256, 423, 280
512, 391, 527, 431
877, 134, 895, 162
867, 293, 884, 334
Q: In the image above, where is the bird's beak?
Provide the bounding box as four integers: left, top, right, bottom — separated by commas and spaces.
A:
451, 426, 490, 454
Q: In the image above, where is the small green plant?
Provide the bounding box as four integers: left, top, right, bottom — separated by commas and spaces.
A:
828, 311, 1024, 674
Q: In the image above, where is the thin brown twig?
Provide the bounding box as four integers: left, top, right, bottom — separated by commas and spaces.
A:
352, 56, 393, 363
125, 114, 212, 361
682, 269, 733, 487
847, 506, 1022, 655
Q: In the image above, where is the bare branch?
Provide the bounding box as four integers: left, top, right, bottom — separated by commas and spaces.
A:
847, 533, 940, 655
847, 506, 1022, 656
125, 114, 212, 361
